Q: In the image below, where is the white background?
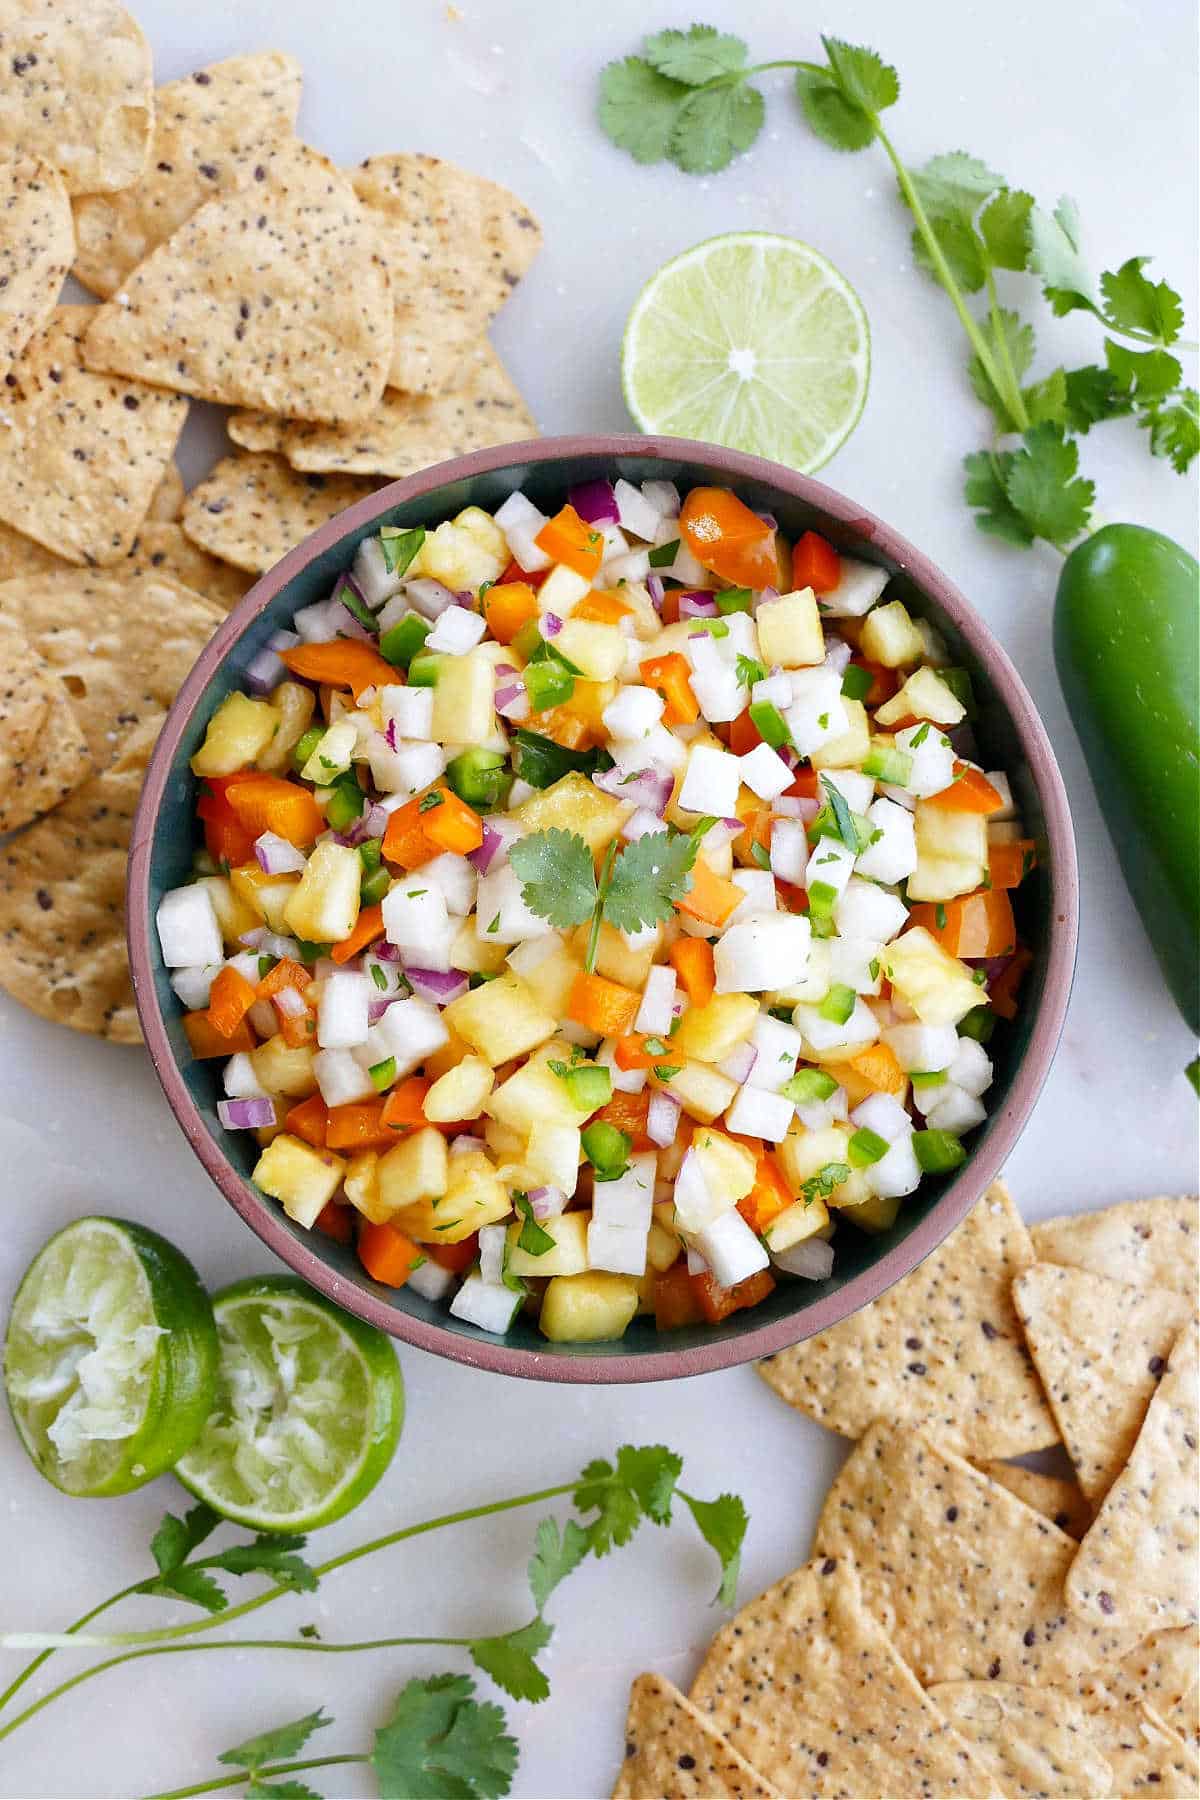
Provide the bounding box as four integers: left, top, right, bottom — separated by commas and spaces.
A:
1, 2, 1196, 1795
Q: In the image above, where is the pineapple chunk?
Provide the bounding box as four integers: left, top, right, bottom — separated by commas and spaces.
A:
486, 1053, 588, 1134
253, 1133, 345, 1229
571, 921, 658, 989
444, 972, 558, 1066
506, 1208, 590, 1278
423, 1056, 494, 1123
516, 943, 584, 1017
423, 1024, 472, 1080
673, 992, 759, 1063
539, 1270, 640, 1342
809, 698, 871, 770
449, 917, 509, 975
376, 1126, 448, 1217
525, 1121, 582, 1191
665, 1060, 738, 1125
282, 841, 361, 944
256, 681, 316, 773
230, 862, 300, 932
484, 1117, 525, 1161
431, 649, 496, 746
756, 589, 825, 667
876, 667, 965, 728
553, 619, 626, 681
859, 599, 924, 668
882, 927, 981, 1025
191, 692, 280, 778
764, 1194, 832, 1252
344, 1150, 389, 1224
394, 1147, 510, 1244
908, 802, 988, 901
195, 874, 260, 947
301, 718, 358, 783
412, 506, 508, 591
249, 1037, 318, 1098
646, 1205, 682, 1272
842, 1190, 903, 1233
691, 1129, 757, 1204
907, 854, 986, 903
514, 772, 630, 855
777, 1124, 854, 1198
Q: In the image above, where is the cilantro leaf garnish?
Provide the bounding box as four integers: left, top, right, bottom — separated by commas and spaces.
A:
527, 1516, 591, 1613
800, 1161, 851, 1203
998, 422, 1096, 547
603, 829, 698, 932
509, 827, 699, 967
218, 1710, 331, 1772
507, 828, 597, 930
371, 1674, 517, 1800
597, 57, 691, 165
468, 1616, 554, 1704
735, 653, 766, 689
821, 777, 859, 853
643, 24, 748, 84
678, 1492, 749, 1607
670, 83, 764, 174
513, 1193, 556, 1258
1100, 256, 1185, 346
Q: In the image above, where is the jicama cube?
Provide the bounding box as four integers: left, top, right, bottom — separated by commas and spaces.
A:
635, 964, 677, 1037
687, 636, 744, 723
829, 937, 884, 995
317, 970, 371, 1049
821, 769, 874, 815
748, 1011, 803, 1086
859, 599, 924, 667
881, 1021, 959, 1071
382, 880, 454, 972
407, 1259, 457, 1303
252, 1134, 345, 1229
496, 491, 552, 570
602, 684, 664, 739
809, 698, 871, 771
426, 606, 487, 655
739, 741, 793, 800
770, 818, 809, 886
714, 914, 812, 993
419, 852, 477, 918
539, 1272, 639, 1342
725, 1083, 793, 1142
947, 1036, 993, 1096
853, 797, 917, 884
793, 995, 878, 1057
923, 1082, 987, 1133
313, 1047, 376, 1107
157, 885, 223, 968
380, 684, 434, 741
882, 928, 981, 1025
784, 667, 848, 757
678, 742, 741, 817
695, 1207, 771, 1286
223, 1051, 268, 1099
849, 1091, 911, 1141
865, 1132, 922, 1199
450, 1274, 523, 1334
367, 735, 446, 796
805, 835, 856, 900
834, 876, 909, 943
730, 869, 777, 920
191, 692, 280, 778
360, 997, 449, 1081
587, 1219, 649, 1278
506, 1208, 589, 1278
756, 589, 824, 667
475, 863, 555, 945
283, 842, 361, 944
816, 555, 889, 618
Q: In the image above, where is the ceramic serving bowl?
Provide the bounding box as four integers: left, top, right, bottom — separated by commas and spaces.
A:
127, 435, 1077, 1383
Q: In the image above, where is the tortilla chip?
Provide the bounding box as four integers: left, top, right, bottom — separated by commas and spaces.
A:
226, 409, 288, 454
812, 1421, 1137, 1684
757, 1181, 1057, 1458
0, 519, 70, 580
1013, 1263, 1192, 1503
181, 451, 379, 575
351, 153, 541, 395
1074, 1625, 1200, 1751
612, 1674, 779, 1800
0, 307, 188, 566
0, 567, 222, 768
0, 715, 158, 1039
1081, 1704, 1200, 1797
127, 522, 252, 612
0, 613, 91, 830
72, 52, 303, 298
970, 1461, 1092, 1539
146, 462, 185, 521
280, 339, 536, 476
84, 142, 392, 424
0, 0, 152, 194
1031, 1195, 1199, 1296
0, 157, 73, 384
926, 1682, 1113, 1798
688, 1558, 995, 1797
1066, 1315, 1199, 1637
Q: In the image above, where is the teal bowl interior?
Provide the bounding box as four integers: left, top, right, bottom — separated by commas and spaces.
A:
129, 437, 1076, 1381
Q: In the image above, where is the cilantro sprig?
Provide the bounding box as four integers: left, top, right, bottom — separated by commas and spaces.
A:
508, 825, 702, 971
598, 28, 1196, 546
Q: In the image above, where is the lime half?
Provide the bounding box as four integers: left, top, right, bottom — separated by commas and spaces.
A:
176, 1275, 403, 1533
622, 231, 869, 472
4, 1217, 218, 1497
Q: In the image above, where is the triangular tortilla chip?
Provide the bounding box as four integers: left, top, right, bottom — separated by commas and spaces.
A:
757, 1181, 1057, 1457
0, 0, 152, 193
0, 519, 70, 581
127, 522, 252, 613
1074, 1624, 1200, 1752
0, 613, 91, 831
613, 1674, 779, 1800
0, 157, 73, 383
226, 409, 289, 454
813, 1421, 1138, 1684
84, 143, 392, 424
146, 462, 185, 522
281, 340, 536, 475
0, 307, 188, 566
1031, 1196, 1199, 1295
1081, 1704, 1199, 1797
688, 1558, 995, 1797
970, 1460, 1092, 1539
351, 153, 541, 394
0, 715, 159, 1039
181, 451, 379, 574
1013, 1263, 1191, 1503
72, 52, 303, 298
926, 1682, 1113, 1798
1067, 1316, 1199, 1637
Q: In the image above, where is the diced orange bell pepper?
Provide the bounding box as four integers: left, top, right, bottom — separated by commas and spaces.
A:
927, 764, 1007, 814
358, 1220, 424, 1286
567, 971, 642, 1038
909, 888, 1016, 961
573, 590, 632, 625
206, 965, 258, 1038
381, 785, 482, 867
654, 1260, 704, 1331
331, 903, 387, 965
380, 815, 434, 871
638, 651, 699, 726
279, 639, 397, 702
523, 704, 597, 750
669, 937, 715, 1008
592, 1088, 656, 1151
279, 1007, 317, 1048
680, 487, 778, 591
325, 1101, 397, 1152
614, 1034, 658, 1071
380, 1076, 432, 1135
846, 1040, 907, 1097
989, 839, 1037, 890
285, 1093, 329, 1147
791, 530, 841, 595
659, 590, 681, 626
184, 1010, 255, 1058
315, 1200, 355, 1243
691, 1266, 776, 1324
846, 658, 898, 707
534, 504, 606, 578
223, 774, 325, 848
429, 1233, 478, 1273
989, 944, 1032, 1019
734, 806, 772, 870
256, 956, 313, 1000
481, 580, 539, 644
727, 708, 762, 756
197, 774, 260, 866
424, 790, 484, 856
674, 858, 744, 929
737, 1153, 794, 1234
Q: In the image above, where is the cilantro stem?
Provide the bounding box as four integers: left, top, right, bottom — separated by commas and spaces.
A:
983, 266, 1031, 431
586, 840, 619, 973
0, 1579, 143, 1717
145, 1752, 367, 1800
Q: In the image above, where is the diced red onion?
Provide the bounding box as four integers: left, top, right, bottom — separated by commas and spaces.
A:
541, 611, 563, 637
494, 662, 517, 678
495, 683, 530, 720
593, 764, 673, 813
403, 966, 469, 1006
385, 717, 399, 751
217, 1097, 276, 1130
528, 1185, 568, 1219
367, 997, 396, 1025
719, 1042, 758, 1085
363, 802, 389, 839
404, 578, 457, 620
455, 589, 475, 605
646, 572, 665, 609
449, 1134, 486, 1157
797, 796, 820, 824
755, 511, 779, 530
686, 1246, 709, 1276
269, 628, 300, 652
772, 1238, 835, 1280
274, 986, 306, 1018
468, 821, 504, 874
244, 645, 287, 694
760, 584, 779, 604
621, 806, 664, 841
330, 600, 376, 644
677, 590, 719, 618
238, 925, 268, 949
646, 1090, 681, 1148
254, 831, 308, 876
772, 796, 805, 818
373, 939, 403, 962
568, 478, 619, 525
823, 638, 853, 675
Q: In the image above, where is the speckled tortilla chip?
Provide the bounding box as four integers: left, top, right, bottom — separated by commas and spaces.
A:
970, 1461, 1092, 1539
127, 522, 252, 612
0, 567, 222, 767
351, 153, 541, 395
0, 613, 91, 830
0, 715, 158, 1040
280, 339, 536, 475
0, 519, 69, 580
612, 1674, 779, 1800
1073, 1624, 1200, 1752
0, 157, 73, 384
926, 1682, 1112, 1798
1013, 1264, 1192, 1503
1081, 1705, 1200, 1797
181, 451, 379, 575
0, 0, 152, 193
813, 1422, 1138, 1684
1031, 1196, 1199, 1295
757, 1182, 1058, 1458
84, 142, 392, 424
688, 1558, 995, 1797
0, 307, 187, 566
1067, 1315, 1199, 1637
146, 462, 185, 521
72, 52, 303, 298
226, 409, 288, 454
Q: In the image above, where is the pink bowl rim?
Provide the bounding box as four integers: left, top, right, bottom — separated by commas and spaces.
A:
128, 432, 1078, 1384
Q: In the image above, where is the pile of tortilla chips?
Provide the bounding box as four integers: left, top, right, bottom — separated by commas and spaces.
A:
616, 1184, 1200, 1799
0, 9, 541, 1042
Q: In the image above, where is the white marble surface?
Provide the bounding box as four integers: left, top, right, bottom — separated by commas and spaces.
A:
0, 2, 1196, 1795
